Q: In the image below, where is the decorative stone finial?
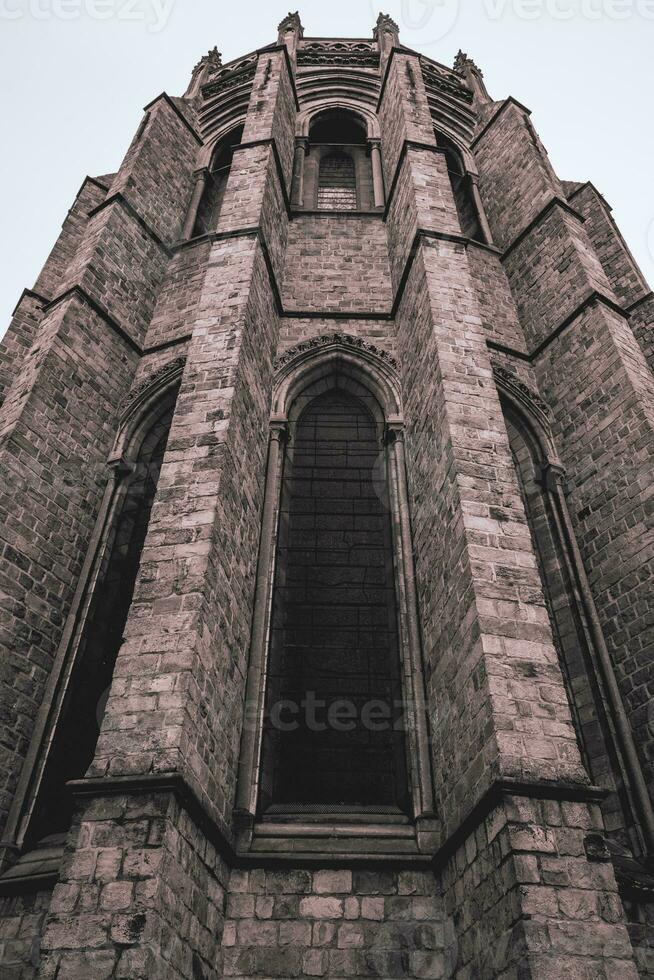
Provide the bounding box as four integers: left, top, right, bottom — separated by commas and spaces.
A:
277, 11, 304, 38
185, 47, 223, 97
373, 11, 400, 39
453, 50, 490, 103
454, 50, 482, 77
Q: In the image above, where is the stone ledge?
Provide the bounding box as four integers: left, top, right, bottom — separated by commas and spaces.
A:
10, 288, 49, 318
87, 193, 173, 255
143, 92, 203, 145
43, 286, 143, 355
501, 195, 586, 261
432, 777, 608, 869
470, 95, 533, 150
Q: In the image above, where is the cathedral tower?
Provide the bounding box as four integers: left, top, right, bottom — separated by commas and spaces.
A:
1, 11, 653, 978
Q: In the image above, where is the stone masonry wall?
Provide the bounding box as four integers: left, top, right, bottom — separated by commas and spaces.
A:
38, 792, 229, 980
221, 868, 456, 980
569, 183, 649, 308
282, 215, 392, 314
442, 793, 638, 979
0, 889, 52, 980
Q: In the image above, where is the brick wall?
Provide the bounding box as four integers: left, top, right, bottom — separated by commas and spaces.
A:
282, 215, 392, 314
221, 868, 456, 979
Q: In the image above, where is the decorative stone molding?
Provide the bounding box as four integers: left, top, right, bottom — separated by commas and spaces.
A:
454, 50, 482, 77
275, 332, 398, 370
422, 60, 474, 104
302, 40, 375, 52
194, 46, 222, 76
297, 48, 380, 69
201, 57, 257, 100
492, 363, 551, 428
119, 356, 186, 422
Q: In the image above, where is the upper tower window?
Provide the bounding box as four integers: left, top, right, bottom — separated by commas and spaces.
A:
437, 132, 488, 243
295, 109, 381, 212
192, 125, 244, 236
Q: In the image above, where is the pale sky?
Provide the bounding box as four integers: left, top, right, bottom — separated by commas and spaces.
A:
1, 0, 653, 341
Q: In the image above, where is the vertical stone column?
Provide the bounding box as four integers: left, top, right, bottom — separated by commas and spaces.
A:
181, 168, 209, 239
36, 48, 297, 978
380, 46, 639, 977
474, 97, 654, 815
292, 137, 309, 208
368, 138, 385, 208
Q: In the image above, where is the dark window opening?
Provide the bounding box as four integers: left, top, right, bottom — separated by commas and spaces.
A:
317, 152, 357, 211
260, 388, 408, 813
26, 400, 176, 847
297, 109, 376, 211
437, 133, 486, 242
192, 125, 244, 236
310, 110, 367, 145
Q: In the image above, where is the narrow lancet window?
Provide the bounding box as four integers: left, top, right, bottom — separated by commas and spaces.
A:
25, 400, 176, 847
192, 125, 244, 236
260, 387, 408, 813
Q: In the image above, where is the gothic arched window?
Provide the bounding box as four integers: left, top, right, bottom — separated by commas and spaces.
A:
260, 386, 407, 810
236, 339, 436, 845
296, 110, 381, 212
18, 388, 178, 850
192, 125, 244, 236
436, 132, 488, 243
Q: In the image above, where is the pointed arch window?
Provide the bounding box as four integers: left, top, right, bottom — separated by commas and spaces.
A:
3, 381, 179, 859
236, 339, 435, 852
261, 387, 407, 809
436, 132, 489, 243
192, 125, 244, 236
